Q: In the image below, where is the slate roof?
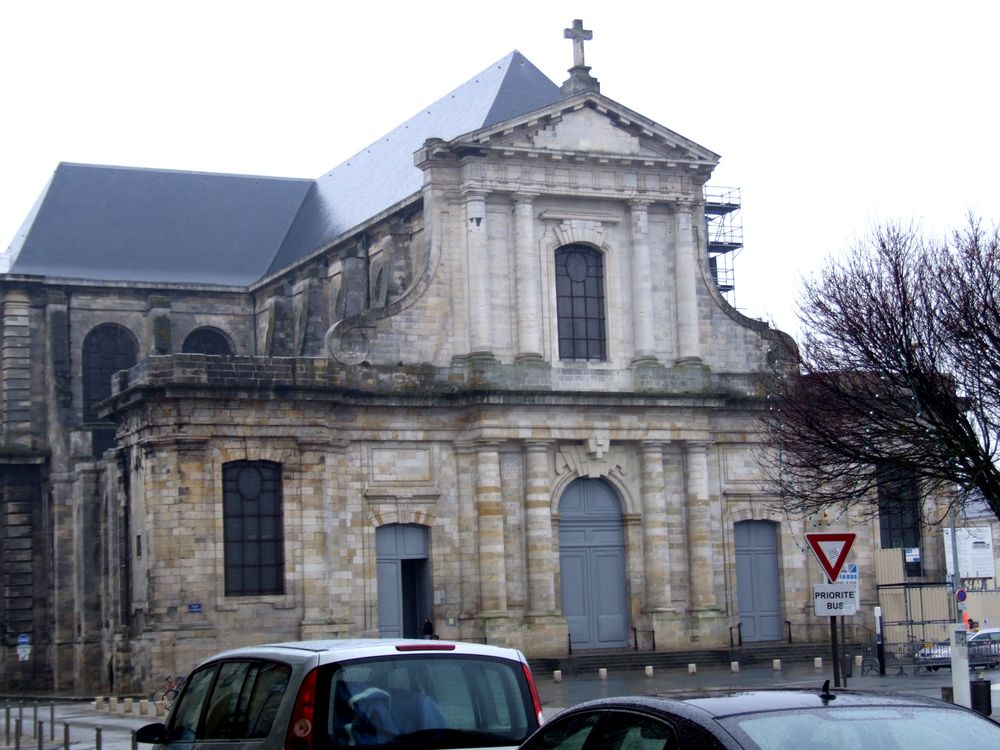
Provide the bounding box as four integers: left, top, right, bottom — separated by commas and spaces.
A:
7, 51, 562, 287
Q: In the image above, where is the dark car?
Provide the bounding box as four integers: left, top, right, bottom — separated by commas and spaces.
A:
518, 683, 1000, 749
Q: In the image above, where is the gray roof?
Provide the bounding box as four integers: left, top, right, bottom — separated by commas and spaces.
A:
8, 51, 562, 287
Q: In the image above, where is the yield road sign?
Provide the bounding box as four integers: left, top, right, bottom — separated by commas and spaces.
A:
806, 532, 856, 582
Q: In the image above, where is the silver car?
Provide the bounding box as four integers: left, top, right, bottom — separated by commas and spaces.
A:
136, 638, 543, 749
914, 628, 1000, 671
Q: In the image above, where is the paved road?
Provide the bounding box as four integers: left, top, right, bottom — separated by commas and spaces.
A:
2, 660, 996, 748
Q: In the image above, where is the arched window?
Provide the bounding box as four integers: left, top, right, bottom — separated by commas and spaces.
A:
555, 245, 607, 361
82, 324, 138, 457
223, 461, 284, 596
182, 327, 233, 356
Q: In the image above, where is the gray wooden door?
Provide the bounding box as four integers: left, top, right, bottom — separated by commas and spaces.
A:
558, 478, 628, 649
734, 520, 783, 642
376, 524, 430, 638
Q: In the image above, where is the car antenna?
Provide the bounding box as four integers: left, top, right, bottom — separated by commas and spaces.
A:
820, 679, 837, 702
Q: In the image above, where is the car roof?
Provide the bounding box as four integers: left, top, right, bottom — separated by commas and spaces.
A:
558, 688, 956, 723
971, 628, 1000, 637
192, 638, 526, 669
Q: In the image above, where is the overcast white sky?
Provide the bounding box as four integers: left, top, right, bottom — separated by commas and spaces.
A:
3, 1, 998, 340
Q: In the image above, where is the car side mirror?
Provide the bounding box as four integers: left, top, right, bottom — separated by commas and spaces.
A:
135, 723, 168, 744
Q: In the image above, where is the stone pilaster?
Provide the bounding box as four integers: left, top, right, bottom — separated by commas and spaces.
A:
674, 204, 702, 364
454, 441, 480, 621
1, 289, 34, 451
513, 194, 543, 362
475, 442, 507, 614
465, 191, 493, 358
146, 294, 172, 355
524, 441, 555, 614
629, 201, 657, 365
299, 441, 341, 638
685, 442, 716, 609
641, 441, 670, 611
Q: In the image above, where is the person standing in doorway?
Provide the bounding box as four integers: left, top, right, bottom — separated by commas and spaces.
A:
422, 618, 435, 639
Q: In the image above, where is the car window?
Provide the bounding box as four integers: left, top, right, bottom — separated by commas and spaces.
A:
200, 660, 292, 741
245, 661, 292, 738
168, 665, 218, 742
520, 712, 601, 750
522, 711, 676, 750
316, 653, 537, 747
599, 711, 674, 750
723, 705, 1000, 749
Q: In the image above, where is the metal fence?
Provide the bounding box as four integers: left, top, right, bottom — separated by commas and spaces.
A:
1, 700, 141, 750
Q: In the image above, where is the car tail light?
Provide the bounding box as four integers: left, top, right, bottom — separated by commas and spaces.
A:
521, 661, 544, 726
284, 668, 317, 750
394, 643, 456, 651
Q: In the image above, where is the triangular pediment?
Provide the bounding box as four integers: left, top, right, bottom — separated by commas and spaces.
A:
452, 93, 719, 167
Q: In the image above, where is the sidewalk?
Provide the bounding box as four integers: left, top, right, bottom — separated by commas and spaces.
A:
2, 660, 996, 748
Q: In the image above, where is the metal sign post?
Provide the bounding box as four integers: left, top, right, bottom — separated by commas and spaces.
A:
806, 532, 857, 688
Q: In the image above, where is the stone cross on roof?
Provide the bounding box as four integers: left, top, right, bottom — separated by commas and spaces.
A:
564, 19, 592, 69
560, 19, 600, 97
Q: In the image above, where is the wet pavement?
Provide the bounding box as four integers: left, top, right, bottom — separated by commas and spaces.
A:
2, 659, 996, 748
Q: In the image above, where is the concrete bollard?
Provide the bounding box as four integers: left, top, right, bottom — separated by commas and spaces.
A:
94, 696, 105, 711
139, 699, 149, 716
124, 698, 133, 714
814, 657, 823, 670
855, 654, 863, 668
644, 666, 653, 678
688, 663, 697, 675
772, 659, 781, 671
553, 670, 562, 683
156, 701, 166, 717
731, 661, 740, 673
598, 668, 608, 680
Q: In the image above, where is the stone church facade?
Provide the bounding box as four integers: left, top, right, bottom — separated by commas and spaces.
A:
0, 27, 908, 692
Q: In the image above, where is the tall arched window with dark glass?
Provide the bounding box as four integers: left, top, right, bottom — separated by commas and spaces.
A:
82, 323, 138, 458
182, 327, 233, 356
223, 461, 284, 596
555, 245, 607, 361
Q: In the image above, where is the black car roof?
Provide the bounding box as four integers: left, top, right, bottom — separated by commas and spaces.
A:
562, 688, 953, 722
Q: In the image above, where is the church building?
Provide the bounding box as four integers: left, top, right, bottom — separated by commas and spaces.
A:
1, 23, 872, 693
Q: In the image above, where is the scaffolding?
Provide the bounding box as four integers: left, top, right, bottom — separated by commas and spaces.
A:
703, 186, 743, 305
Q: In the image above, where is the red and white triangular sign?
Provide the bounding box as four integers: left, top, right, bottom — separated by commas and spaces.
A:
805, 532, 856, 583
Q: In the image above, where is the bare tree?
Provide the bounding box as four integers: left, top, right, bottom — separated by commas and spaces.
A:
761, 219, 1000, 522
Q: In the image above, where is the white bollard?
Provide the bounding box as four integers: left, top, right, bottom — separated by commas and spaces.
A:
644, 665, 653, 678
156, 701, 166, 717
855, 654, 863, 668
598, 667, 608, 680
688, 663, 697, 675
814, 657, 823, 670
139, 699, 150, 716
124, 698, 133, 714
553, 670, 562, 683
731, 661, 740, 673
94, 696, 105, 711
772, 659, 781, 671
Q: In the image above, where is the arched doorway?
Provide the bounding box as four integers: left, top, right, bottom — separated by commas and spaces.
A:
734, 520, 783, 642
376, 524, 431, 638
558, 478, 628, 649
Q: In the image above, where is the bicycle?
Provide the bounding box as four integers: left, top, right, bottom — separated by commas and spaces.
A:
151, 674, 186, 707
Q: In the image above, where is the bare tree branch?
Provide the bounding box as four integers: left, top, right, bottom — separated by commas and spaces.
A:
759, 219, 1000, 522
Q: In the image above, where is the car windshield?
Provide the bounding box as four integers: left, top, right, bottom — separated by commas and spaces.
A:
315, 653, 537, 748
721, 705, 1000, 749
